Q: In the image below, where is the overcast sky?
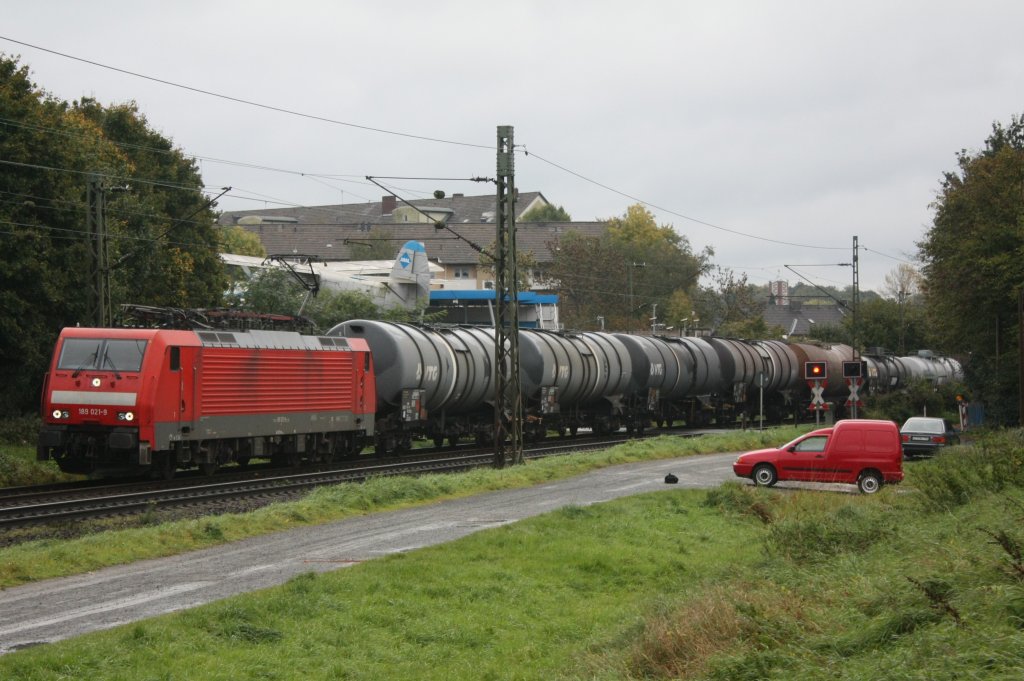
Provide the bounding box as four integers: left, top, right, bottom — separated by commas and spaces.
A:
3, 1, 1023, 292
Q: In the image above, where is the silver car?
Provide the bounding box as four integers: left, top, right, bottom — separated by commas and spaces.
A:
900, 417, 960, 457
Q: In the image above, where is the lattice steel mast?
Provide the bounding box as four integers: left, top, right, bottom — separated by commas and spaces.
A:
493, 125, 523, 466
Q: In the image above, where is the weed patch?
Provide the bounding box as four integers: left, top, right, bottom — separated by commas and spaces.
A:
764, 502, 897, 563
703, 482, 776, 523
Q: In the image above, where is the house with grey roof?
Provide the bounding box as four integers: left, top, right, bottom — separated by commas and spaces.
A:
762, 299, 847, 336
219, 193, 607, 292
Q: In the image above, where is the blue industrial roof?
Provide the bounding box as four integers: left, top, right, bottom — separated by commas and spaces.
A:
430, 290, 559, 304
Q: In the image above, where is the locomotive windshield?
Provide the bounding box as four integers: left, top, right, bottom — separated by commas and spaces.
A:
57, 338, 148, 373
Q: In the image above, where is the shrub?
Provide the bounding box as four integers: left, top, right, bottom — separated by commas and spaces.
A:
910, 430, 1024, 510
862, 378, 965, 424
0, 415, 41, 445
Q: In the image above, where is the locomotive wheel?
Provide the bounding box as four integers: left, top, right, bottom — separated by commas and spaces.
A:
433, 434, 446, 448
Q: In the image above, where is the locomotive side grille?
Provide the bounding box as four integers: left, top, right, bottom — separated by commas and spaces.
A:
199, 350, 360, 415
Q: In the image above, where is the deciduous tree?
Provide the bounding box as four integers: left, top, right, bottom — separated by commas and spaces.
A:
0, 54, 225, 414
918, 113, 1024, 424
545, 204, 711, 331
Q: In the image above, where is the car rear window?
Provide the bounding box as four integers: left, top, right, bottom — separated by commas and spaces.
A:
902, 418, 945, 434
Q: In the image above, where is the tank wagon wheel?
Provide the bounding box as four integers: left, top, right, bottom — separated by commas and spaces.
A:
432, 434, 445, 448
857, 471, 882, 494
752, 464, 778, 487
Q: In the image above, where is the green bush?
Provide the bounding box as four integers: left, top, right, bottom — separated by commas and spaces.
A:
0, 415, 40, 445
909, 430, 1024, 510
862, 378, 965, 424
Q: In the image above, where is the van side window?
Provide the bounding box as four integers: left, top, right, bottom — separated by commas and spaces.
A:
169, 347, 180, 372
794, 435, 828, 452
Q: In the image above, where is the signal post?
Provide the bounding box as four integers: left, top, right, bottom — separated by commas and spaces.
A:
805, 361, 828, 426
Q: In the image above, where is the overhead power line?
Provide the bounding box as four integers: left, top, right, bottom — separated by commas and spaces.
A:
525, 150, 847, 251
1, 35, 917, 266
0, 35, 493, 151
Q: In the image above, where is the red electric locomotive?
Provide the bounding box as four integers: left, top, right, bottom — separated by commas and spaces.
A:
38, 327, 376, 478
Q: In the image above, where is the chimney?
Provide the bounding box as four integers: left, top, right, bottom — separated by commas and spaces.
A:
381, 195, 396, 215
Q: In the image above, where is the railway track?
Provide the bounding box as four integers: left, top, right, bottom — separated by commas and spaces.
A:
0, 434, 632, 530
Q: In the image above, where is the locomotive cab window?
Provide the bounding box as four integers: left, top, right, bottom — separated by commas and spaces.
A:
104, 340, 147, 372
57, 339, 102, 371
57, 338, 148, 372
169, 346, 181, 372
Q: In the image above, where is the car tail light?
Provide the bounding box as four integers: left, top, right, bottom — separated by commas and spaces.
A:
901, 434, 909, 443
933, 436, 945, 444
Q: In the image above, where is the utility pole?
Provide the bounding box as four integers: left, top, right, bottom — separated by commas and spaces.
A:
86, 173, 112, 327
493, 125, 523, 467
851, 235, 860, 419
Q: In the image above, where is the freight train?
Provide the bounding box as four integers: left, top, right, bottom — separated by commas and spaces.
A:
37, 322, 963, 477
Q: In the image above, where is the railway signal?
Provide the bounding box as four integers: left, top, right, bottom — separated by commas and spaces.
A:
843, 360, 865, 379
804, 361, 827, 380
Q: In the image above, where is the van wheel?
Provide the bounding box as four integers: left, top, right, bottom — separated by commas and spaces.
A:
858, 471, 882, 494
753, 464, 777, 487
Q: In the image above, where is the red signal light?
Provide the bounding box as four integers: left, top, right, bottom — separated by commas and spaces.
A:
804, 362, 827, 380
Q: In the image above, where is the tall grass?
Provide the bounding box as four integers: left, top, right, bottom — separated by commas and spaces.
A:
908, 429, 1024, 510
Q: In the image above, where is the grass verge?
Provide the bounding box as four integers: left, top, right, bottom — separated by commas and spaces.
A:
0, 428, 801, 589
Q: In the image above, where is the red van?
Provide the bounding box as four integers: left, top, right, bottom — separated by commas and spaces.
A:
732, 419, 903, 494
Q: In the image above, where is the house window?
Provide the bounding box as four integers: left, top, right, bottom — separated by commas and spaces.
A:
453, 268, 470, 279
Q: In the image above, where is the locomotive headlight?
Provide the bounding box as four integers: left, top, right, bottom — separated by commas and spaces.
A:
118, 411, 135, 422
52, 409, 62, 419
92, 377, 102, 388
